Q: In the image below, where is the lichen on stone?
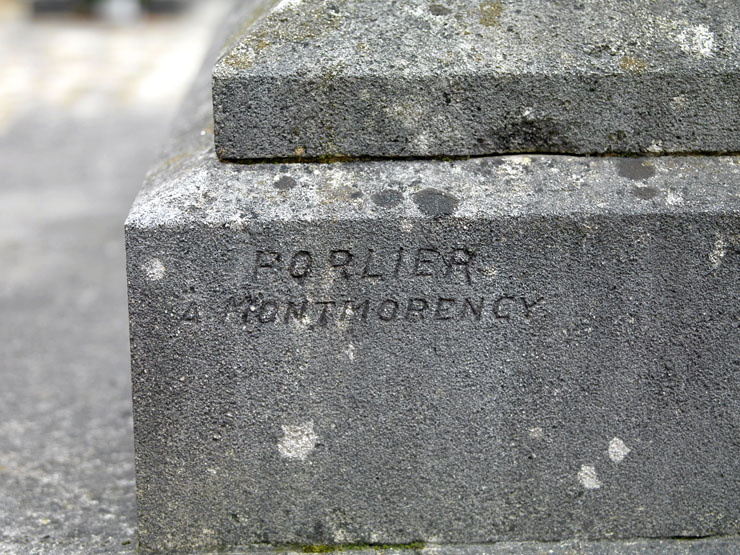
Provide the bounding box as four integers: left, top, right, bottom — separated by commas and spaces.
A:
619, 55, 648, 72
479, 0, 503, 27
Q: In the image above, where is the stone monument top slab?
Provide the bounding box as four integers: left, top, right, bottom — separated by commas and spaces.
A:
213, 0, 740, 161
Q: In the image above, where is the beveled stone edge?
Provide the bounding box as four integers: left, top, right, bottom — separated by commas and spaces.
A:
192, 536, 740, 555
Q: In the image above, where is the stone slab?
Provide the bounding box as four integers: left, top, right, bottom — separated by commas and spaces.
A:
214, 537, 740, 554
212, 0, 740, 161
129, 50, 740, 551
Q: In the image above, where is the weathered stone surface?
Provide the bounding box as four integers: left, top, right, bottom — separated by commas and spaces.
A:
212, 0, 740, 160
129, 51, 740, 551
219, 538, 740, 555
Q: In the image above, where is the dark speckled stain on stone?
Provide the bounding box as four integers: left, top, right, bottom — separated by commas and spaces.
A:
429, 3, 452, 15
372, 189, 403, 208
413, 187, 459, 217
478, 159, 505, 176
632, 186, 659, 200
616, 158, 656, 181
274, 175, 298, 190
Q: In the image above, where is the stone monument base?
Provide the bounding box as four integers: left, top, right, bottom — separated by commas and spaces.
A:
126, 1, 740, 550
126, 68, 740, 552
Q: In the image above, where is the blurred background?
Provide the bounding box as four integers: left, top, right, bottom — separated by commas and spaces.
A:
0, 0, 229, 552
31, 0, 192, 21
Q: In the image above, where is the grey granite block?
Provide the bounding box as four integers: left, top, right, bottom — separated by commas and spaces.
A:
127, 66, 740, 551
214, 537, 740, 554
212, 0, 740, 161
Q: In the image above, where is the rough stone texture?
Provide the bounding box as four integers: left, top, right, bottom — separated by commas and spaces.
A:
217, 539, 740, 555
130, 48, 740, 551
212, 0, 740, 161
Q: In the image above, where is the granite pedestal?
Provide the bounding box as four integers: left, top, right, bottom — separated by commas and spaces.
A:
127, 0, 740, 552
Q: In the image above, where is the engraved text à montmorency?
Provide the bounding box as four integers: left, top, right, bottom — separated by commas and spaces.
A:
221, 247, 544, 327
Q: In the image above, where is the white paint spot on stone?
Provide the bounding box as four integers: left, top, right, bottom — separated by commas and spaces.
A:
710, 236, 728, 269
608, 437, 631, 463
528, 427, 544, 440
670, 95, 688, 111
412, 132, 431, 152
273, 0, 303, 13
332, 527, 348, 543
646, 142, 663, 154
388, 99, 429, 129
278, 421, 318, 461
665, 191, 684, 206
481, 266, 498, 278
677, 25, 715, 58
578, 464, 602, 489
345, 343, 355, 362
142, 257, 165, 281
